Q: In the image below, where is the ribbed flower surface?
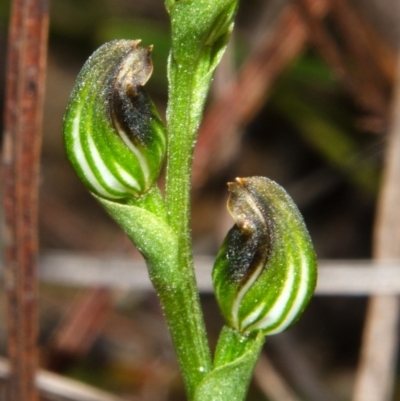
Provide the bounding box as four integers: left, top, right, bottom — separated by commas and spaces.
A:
63, 40, 166, 200
213, 177, 317, 335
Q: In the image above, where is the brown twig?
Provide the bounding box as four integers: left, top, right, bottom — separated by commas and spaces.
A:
192, 0, 329, 186
352, 55, 400, 401
2, 0, 49, 400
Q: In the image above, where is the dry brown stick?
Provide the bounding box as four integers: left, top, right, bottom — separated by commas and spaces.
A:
294, 0, 388, 120
192, 0, 329, 186
2, 0, 49, 400
352, 57, 400, 401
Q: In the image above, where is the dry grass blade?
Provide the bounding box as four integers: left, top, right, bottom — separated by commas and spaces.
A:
352, 55, 400, 401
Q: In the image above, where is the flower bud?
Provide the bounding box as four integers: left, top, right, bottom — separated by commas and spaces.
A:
63, 40, 166, 200
213, 177, 317, 336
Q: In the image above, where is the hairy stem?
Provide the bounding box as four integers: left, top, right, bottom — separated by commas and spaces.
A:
164, 65, 212, 398
162, 0, 239, 396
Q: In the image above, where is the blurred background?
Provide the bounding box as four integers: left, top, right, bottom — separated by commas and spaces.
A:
1, 0, 400, 400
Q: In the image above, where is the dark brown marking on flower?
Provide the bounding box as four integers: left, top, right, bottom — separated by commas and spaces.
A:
108, 42, 154, 146
224, 178, 273, 285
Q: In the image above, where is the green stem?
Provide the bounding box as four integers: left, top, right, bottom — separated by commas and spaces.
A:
161, 0, 239, 396
164, 67, 213, 398
165, 71, 198, 270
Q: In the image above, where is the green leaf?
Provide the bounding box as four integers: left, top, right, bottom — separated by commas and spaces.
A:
96, 189, 178, 285
194, 326, 265, 401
